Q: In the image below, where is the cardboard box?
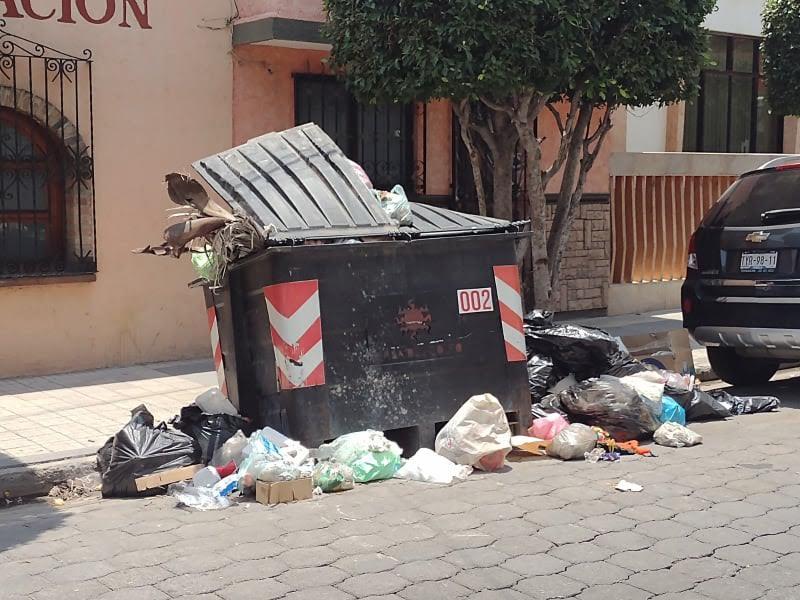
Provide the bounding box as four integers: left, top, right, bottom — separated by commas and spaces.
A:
134, 464, 202, 492
256, 477, 314, 505
622, 329, 694, 374
508, 438, 552, 462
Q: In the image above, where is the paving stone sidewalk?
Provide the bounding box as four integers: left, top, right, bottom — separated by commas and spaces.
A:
2, 383, 800, 600
0, 360, 214, 464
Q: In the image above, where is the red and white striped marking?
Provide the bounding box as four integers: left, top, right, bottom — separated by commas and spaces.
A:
493, 265, 526, 362
264, 279, 325, 390
207, 306, 228, 397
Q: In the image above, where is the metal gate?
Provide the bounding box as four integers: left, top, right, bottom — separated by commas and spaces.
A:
294, 75, 413, 192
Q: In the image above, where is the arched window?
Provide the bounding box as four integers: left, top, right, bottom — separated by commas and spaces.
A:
0, 108, 65, 268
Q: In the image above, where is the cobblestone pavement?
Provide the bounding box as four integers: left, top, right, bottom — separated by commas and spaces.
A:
2, 376, 800, 600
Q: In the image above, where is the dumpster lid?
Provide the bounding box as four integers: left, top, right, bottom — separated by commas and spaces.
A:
193, 123, 522, 242
193, 124, 400, 241
404, 203, 518, 236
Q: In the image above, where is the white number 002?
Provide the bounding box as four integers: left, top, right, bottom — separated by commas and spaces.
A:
457, 288, 494, 314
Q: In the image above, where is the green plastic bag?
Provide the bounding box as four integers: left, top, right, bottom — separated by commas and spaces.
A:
316, 430, 403, 483
313, 462, 355, 493
191, 246, 217, 281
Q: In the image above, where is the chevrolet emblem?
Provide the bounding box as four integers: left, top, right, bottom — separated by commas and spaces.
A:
745, 231, 770, 243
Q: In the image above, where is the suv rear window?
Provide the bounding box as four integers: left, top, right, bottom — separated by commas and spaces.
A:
705, 169, 800, 227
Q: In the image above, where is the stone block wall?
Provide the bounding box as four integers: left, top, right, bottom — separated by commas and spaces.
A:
545, 199, 610, 313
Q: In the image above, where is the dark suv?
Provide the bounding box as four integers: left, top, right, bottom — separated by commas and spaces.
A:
682, 156, 800, 386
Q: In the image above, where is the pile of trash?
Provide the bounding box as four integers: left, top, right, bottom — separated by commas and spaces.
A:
524, 309, 780, 459
95, 390, 517, 509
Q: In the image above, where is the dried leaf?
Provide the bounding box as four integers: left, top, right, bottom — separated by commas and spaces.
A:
163, 217, 227, 249
165, 173, 235, 221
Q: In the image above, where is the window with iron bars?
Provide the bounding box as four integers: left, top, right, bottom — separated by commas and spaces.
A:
0, 22, 96, 280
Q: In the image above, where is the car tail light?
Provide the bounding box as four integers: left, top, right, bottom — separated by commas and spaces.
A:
682, 296, 693, 315
776, 162, 800, 171
687, 233, 698, 272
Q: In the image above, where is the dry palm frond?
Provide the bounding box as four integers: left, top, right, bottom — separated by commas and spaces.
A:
165, 173, 236, 221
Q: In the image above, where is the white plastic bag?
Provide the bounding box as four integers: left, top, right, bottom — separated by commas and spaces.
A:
169, 482, 231, 511
620, 371, 665, 419
547, 423, 598, 460
376, 185, 413, 226
394, 448, 472, 484
211, 430, 248, 467
435, 394, 512, 471
195, 388, 239, 416
653, 422, 703, 448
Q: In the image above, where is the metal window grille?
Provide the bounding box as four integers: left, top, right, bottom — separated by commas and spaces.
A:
0, 20, 96, 279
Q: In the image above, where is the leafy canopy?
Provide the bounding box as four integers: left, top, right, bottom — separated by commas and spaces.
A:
763, 0, 800, 116
324, 0, 715, 108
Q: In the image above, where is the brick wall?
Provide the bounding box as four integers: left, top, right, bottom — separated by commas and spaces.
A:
545, 200, 610, 312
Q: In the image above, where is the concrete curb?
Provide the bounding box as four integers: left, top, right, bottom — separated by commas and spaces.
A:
1, 452, 97, 499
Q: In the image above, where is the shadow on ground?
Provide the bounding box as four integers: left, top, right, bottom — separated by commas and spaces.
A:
0, 450, 69, 554
707, 372, 800, 410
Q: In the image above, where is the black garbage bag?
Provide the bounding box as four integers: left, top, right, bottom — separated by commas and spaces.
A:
665, 385, 732, 421
528, 354, 562, 402
171, 404, 248, 464
709, 390, 780, 415
541, 375, 660, 441
524, 320, 645, 381
524, 309, 555, 329
98, 405, 200, 497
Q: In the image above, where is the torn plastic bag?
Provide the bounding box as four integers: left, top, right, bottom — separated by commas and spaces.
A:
394, 448, 472, 485
653, 422, 703, 448
98, 405, 201, 498
547, 423, 598, 460
528, 354, 558, 402
709, 390, 780, 415
542, 375, 661, 441
313, 462, 355, 493
666, 386, 732, 421
171, 405, 248, 464
316, 430, 403, 483
524, 322, 644, 381
435, 394, 512, 472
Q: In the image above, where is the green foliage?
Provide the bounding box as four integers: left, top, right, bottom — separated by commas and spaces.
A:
763, 0, 800, 116
323, 0, 715, 108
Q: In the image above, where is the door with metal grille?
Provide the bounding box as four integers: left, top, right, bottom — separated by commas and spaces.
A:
294, 75, 412, 191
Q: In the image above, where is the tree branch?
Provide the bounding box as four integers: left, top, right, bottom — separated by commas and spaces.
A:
453, 100, 488, 216
545, 103, 565, 135
542, 93, 584, 189
479, 96, 514, 116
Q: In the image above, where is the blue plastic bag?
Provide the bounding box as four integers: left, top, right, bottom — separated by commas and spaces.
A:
660, 395, 686, 426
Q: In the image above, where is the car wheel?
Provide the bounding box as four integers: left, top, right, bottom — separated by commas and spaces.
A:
707, 347, 779, 386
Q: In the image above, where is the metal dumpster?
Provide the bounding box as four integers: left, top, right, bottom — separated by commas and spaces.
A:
197, 124, 531, 452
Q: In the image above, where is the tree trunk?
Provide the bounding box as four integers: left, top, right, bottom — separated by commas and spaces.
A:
549, 107, 615, 293
511, 96, 552, 309
491, 144, 514, 221
547, 101, 592, 261
453, 103, 488, 216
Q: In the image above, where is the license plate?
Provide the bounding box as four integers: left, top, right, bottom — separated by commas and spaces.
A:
457, 288, 494, 314
740, 251, 778, 272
